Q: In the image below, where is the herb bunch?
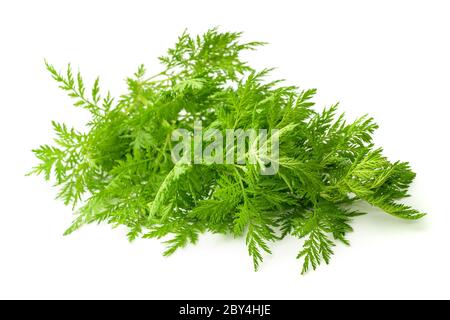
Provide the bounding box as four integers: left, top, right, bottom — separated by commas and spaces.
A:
30, 28, 424, 274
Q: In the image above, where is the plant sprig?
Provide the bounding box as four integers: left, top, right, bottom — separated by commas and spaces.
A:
30, 28, 425, 274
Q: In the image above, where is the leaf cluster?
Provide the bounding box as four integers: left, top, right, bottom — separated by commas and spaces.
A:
30, 28, 424, 274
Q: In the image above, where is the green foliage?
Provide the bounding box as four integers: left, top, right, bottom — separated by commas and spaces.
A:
30, 28, 425, 274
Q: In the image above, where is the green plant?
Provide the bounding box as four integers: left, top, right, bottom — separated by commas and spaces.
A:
30, 28, 424, 274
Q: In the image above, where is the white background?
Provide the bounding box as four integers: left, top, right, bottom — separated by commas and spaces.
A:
0, 0, 449, 299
